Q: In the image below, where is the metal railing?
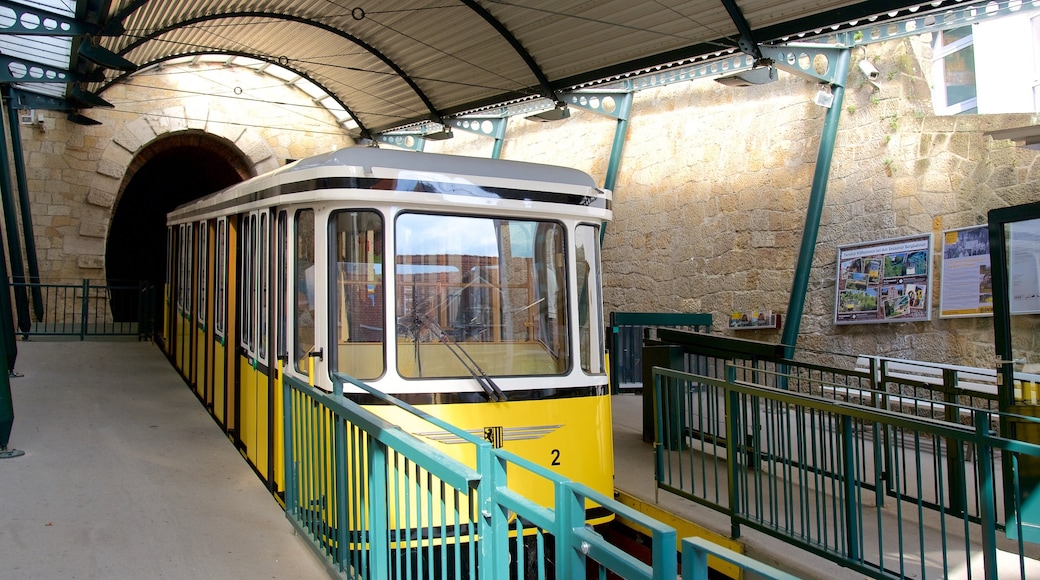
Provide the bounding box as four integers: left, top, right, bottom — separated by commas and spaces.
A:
283, 371, 798, 579
608, 312, 712, 392
11, 280, 154, 340
652, 364, 1040, 579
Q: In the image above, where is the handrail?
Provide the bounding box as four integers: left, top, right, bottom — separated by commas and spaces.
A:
287, 372, 686, 578
10, 279, 153, 340
652, 363, 1040, 579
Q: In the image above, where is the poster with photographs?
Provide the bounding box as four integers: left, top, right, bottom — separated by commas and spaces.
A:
834, 234, 932, 325
939, 225, 992, 318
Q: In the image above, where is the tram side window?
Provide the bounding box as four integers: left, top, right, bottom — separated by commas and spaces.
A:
259, 212, 269, 362
329, 210, 384, 381
215, 218, 227, 337
241, 215, 255, 353
576, 224, 604, 375
198, 221, 208, 328
183, 224, 193, 318
294, 209, 315, 372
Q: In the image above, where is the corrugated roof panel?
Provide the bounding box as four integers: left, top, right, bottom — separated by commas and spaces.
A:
87, 1, 999, 133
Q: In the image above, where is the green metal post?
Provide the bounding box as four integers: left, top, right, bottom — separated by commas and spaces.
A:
0, 212, 16, 456
725, 364, 742, 538
600, 93, 632, 245
80, 279, 89, 341
0, 327, 12, 453
0, 105, 31, 334
781, 48, 851, 360
4, 89, 43, 323
491, 136, 504, 160
975, 411, 999, 580
840, 414, 861, 561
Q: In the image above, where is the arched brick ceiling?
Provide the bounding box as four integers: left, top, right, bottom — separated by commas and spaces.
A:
62, 1, 991, 136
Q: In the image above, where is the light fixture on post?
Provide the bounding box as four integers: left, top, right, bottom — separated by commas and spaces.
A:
714, 65, 777, 87
813, 84, 834, 108
526, 102, 570, 122
422, 125, 453, 140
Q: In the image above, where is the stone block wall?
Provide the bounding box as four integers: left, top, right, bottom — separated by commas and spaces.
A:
433, 37, 1040, 369
12, 62, 353, 283
8, 39, 1039, 368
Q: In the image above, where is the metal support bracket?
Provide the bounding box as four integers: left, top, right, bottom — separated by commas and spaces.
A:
446, 117, 507, 141
0, 55, 104, 84
562, 91, 632, 121
0, 1, 108, 36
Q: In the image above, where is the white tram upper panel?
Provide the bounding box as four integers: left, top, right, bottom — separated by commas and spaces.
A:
166, 147, 612, 225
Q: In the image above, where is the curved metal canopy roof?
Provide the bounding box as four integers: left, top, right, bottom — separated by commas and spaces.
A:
0, 1, 1004, 137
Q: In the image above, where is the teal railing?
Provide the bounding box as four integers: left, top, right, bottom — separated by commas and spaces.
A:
282, 371, 798, 579
652, 364, 1040, 579
11, 280, 154, 340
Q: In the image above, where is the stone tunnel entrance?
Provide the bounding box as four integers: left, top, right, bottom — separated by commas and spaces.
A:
105, 132, 251, 322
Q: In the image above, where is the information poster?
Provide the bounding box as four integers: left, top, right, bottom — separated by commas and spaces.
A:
834, 234, 932, 325
1009, 217, 1040, 315
939, 225, 992, 318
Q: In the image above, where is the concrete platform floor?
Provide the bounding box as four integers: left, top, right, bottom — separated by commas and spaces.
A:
0, 340, 328, 579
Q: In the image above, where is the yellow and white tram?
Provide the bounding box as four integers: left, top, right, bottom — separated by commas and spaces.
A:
162, 146, 613, 514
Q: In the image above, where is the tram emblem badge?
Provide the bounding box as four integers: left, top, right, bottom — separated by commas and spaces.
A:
483, 426, 504, 448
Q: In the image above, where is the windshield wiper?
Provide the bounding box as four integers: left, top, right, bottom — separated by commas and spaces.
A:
415, 311, 507, 402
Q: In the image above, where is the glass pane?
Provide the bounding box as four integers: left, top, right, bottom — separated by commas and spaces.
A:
294, 210, 315, 372
941, 26, 972, 48
216, 219, 226, 335
1002, 220, 1040, 403
576, 224, 604, 374
259, 212, 268, 360
944, 45, 976, 106
330, 210, 384, 380
198, 224, 207, 325
396, 214, 568, 379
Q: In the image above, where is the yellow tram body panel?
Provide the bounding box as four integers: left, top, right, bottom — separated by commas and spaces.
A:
239, 356, 257, 462
194, 325, 206, 398
213, 341, 227, 425
287, 390, 614, 536
377, 393, 614, 515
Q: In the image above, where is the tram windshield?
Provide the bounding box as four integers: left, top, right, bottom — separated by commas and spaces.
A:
396, 213, 569, 379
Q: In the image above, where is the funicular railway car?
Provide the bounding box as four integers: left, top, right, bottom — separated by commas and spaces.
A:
161, 147, 615, 547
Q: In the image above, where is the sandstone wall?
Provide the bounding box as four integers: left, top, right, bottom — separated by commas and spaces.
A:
10, 38, 1040, 368
432, 38, 1040, 368
12, 62, 353, 282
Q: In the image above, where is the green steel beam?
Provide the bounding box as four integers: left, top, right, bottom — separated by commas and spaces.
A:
7, 87, 73, 111
564, 91, 632, 121
0, 109, 31, 334
445, 116, 508, 158
0, 55, 104, 84
375, 133, 425, 152
607, 1, 1024, 94
832, 0, 1033, 48
0, 1, 108, 36
4, 88, 44, 322
780, 48, 851, 358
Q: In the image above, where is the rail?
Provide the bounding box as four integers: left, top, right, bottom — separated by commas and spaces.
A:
11, 280, 154, 340
282, 370, 797, 579
652, 364, 1040, 579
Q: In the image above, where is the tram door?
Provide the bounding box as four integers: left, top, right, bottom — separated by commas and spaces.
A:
988, 200, 1040, 543
194, 220, 209, 403
273, 210, 288, 493
236, 210, 272, 481
212, 218, 230, 427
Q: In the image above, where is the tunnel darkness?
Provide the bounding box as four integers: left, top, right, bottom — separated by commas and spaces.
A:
105, 144, 244, 322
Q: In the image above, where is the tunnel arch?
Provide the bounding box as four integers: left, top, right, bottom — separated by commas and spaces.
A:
105, 131, 252, 321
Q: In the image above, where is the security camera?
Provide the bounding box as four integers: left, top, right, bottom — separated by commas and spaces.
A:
858, 60, 880, 81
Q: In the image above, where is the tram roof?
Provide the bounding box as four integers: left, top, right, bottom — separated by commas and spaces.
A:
166, 147, 609, 223
5, 1, 995, 136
